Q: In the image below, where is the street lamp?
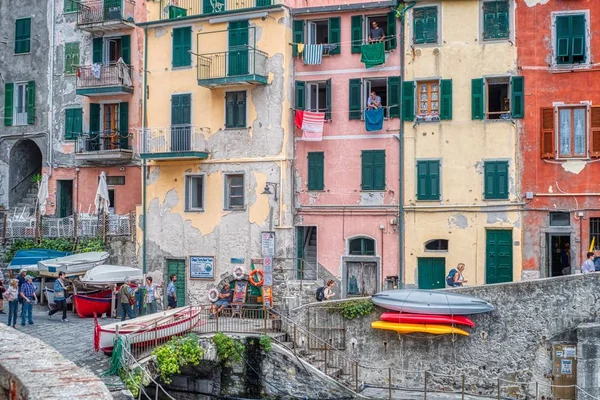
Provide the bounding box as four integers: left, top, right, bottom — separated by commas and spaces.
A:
262, 182, 279, 201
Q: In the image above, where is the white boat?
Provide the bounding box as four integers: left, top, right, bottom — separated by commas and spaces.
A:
37, 252, 109, 274
94, 307, 202, 354
371, 289, 495, 315
81, 264, 143, 284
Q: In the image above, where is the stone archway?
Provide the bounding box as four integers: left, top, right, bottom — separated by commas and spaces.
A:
9, 139, 43, 208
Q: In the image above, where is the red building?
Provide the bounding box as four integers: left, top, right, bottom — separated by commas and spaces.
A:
517, 0, 600, 278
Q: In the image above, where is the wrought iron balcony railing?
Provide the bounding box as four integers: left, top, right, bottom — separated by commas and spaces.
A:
159, 0, 275, 20
75, 131, 135, 162
77, 0, 136, 29
197, 47, 268, 86
76, 63, 134, 95
137, 126, 209, 160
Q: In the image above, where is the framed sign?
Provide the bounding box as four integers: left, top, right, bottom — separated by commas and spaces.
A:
189, 256, 215, 280
261, 231, 275, 257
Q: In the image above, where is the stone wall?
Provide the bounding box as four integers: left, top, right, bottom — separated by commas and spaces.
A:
291, 273, 600, 397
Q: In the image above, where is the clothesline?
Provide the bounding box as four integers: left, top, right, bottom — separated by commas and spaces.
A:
290, 35, 398, 47
290, 105, 398, 114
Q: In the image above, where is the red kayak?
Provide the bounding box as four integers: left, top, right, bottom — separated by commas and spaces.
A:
380, 312, 475, 327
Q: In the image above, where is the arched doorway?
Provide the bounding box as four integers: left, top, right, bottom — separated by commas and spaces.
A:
9, 139, 42, 209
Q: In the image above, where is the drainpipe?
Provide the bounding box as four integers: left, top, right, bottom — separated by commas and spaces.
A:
398, 1, 416, 288
142, 27, 148, 274
47, 0, 56, 177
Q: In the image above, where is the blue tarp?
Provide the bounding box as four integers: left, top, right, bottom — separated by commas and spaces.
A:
8, 249, 72, 270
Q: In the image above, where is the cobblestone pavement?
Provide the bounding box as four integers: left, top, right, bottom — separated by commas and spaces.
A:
2, 303, 127, 397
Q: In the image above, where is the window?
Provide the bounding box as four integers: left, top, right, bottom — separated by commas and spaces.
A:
295, 80, 332, 120
555, 14, 587, 65
292, 18, 340, 56
307, 152, 324, 191
225, 174, 244, 210
425, 239, 449, 251
106, 176, 126, 186
541, 106, 600, 160
108, 189, 115, 214
349, 13, 397, 53
550, 212, 570, 227
484, 161, 508, 200
3, 81, 35, 126
64, 0, 78, 13
349, 237, 375, 256
482, 1, 509, 41
65, 108, 83, 140
402, 80, 452, 122
172, 27, 192, 68
558, 107, 586, 158
64, 42, 80, 75
590, 218, 600, 250
349, 77, 401, 120
185, 175, 204, 211
472, 76, 524, 120
413, 7, 438, 45
225, 91, 246, 128
88, 102, 129, 150
15, 18, 31, 54
417, 160, 440, 201
92, 35, 131, 64
103, 104, 120, 133
417, 81, 440, 121
13, 83, 28, 126
361, 150, 385, 191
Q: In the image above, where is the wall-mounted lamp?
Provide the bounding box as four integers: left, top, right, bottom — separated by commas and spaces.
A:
262, 182, 279, 201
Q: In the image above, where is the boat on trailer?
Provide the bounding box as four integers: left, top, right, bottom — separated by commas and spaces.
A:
94, 307, 202, 354
38, 252, 109, 274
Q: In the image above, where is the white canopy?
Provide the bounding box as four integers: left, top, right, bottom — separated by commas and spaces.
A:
37, 173, 49, 216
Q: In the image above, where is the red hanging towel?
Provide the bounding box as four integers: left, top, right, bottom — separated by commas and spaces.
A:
301, 111, 325, 141
295, 110, 304, 129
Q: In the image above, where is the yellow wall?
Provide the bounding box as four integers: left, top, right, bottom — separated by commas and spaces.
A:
402, 0, 522, 286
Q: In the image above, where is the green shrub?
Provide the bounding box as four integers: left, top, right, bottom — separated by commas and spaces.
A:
4, 238, 105, 263
213, 332, 244, 366
152, 334, 204, 384
259, 335, 272, 353
120, 367, 147, 398
337, 300, 375, 320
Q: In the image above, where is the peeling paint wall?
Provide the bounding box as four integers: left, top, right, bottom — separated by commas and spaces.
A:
141, 8, 295, 303
403, 0, 522, 286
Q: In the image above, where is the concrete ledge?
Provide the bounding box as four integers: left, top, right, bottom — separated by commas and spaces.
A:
0, 324, 112, 400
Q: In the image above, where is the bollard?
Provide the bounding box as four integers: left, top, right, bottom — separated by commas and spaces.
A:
535, 382, 539, 400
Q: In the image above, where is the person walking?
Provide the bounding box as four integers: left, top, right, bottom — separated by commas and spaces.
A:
581, 252, 596, 274
16, 270, 27, 312
48, 272, 69, 322
3, 279, 19, 328
142, 276, 160, 315
166, 274, 178, 309
20, 275, 37, 326
0, 278, 5, 315
119, 278, 137, 321
324, 280, 336, 300
446, 263, 468, 287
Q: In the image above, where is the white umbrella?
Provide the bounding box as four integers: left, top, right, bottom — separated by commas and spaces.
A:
95, 171, 110, 214
37, 173, 49, 216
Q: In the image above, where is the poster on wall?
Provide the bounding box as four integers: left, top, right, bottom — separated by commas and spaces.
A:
263, 256, 273, 286
261, 231, 275, 257
189, 256, 215, 280
561, 359, 572, 375
262, 286, 273, 308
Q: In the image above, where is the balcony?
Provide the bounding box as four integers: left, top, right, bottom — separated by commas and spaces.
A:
158, 0, 275, 20
77, 0, 136, 32
138, 126, 209, 160
75, 132, 135, 163
197, 48, 268, 87
76, 63, 134, 96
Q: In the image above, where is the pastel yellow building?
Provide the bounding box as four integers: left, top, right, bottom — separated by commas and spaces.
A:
401, 0, 524, 287
137, 1, 294, 305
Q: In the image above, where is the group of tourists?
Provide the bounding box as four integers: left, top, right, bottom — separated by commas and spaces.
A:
118, 275, 168, 321
1, 270, 41, 328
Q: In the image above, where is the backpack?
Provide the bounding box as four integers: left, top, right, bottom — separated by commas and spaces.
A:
446, 269, 458, 287
315, 286, 325, 302
594, 257, 600, 272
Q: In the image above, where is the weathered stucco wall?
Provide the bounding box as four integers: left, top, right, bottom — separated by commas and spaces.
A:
402, 0, 522, 286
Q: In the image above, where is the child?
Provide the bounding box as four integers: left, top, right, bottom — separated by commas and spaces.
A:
3, 279, 19, 328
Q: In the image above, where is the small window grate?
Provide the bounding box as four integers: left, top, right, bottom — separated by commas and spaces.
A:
590, 218, 600, 250
549, 212, 570, 227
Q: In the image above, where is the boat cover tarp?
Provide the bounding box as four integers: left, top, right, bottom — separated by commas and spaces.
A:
8, 249, 72, 270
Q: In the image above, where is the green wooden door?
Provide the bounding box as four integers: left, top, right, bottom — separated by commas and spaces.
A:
417, 258, 445, 289
486, 230, 513, 284
166, 259, 186, 307
228, 21, 249, 77
57, 180, 73, 218
170, 94, 191, 151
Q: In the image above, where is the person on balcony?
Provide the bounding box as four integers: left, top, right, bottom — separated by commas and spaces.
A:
367, 91, 382, 109
369, 21, 385, 43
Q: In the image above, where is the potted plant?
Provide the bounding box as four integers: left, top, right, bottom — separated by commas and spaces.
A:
31, 173, 42, 189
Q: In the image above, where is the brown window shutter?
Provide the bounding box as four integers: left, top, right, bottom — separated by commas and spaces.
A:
590, 106, 600, 158
540, 107, 555, 159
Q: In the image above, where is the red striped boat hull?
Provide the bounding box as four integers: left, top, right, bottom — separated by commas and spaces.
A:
380, 312, 475, 327
74, 289, 113, 318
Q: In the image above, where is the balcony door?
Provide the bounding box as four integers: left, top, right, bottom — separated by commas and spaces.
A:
228, 21, 249, 77
171, 94, 191, 152
103, 0, 123, 21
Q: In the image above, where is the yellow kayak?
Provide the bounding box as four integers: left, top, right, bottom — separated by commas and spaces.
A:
371, 320, 470, 336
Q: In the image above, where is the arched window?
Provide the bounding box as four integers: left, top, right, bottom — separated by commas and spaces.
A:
349, 237, 375, 255
425, 239, 449, 251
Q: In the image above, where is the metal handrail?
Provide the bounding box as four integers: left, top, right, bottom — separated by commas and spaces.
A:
76, 131, 133, 153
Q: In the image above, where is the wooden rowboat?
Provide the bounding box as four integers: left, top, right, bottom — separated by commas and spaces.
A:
74, 289, 114, 318
94, 307, 202, 354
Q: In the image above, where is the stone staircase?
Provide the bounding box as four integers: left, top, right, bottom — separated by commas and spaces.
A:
11, 187, 38, 216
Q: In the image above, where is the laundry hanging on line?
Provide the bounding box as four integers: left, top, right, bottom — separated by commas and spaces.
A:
365, 108, 384, 132
360, 42, 385, 68
303, 44, 324, 65
295, 110, 304, 129
297, 110, 325, 141
92, 63, 102, 79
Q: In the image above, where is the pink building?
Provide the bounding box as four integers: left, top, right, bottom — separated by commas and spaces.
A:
292, 0, 401, 297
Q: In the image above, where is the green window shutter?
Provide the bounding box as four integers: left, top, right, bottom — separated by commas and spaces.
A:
471, 78, 484, 120
4, 83, 13, 127
373, 150, 386, 190
386, 11, 397, 50
510, 76, 524, 119
496, 1, 509, 39
89, 103, 101, 133
92, 38, 103, 64
65, 108, 83, 140
256, 0, 271, 6
26, 81, 35, 125
307, 152, 324, 190
15, 18, 31, 54
497, 161, 508, 199
417, 160, 440, 200
328, 17, 341, 55
295, 81, 305, 110
416, 161, 427, 200
571, 15, 586, 60
64, 42, 80, 74
429, 160, 440, 200
203, 0, 215, 14
325, 78, 332, 120
64, 0, 77, 13
168, 5, 187, 18
483, 1, 509, 40
555, 16, 569, 60
414, 7, 437, 44
425, 8, 438, 44
119, 102, 129, 148
351, 15, 363, 54
225, 93, 234, 128
237, 92, 246, 127
65, 110, 74, 140
120, 35, 131, 64
440, 79, 452, 120
225, 91, 246, 128
293, 20, 305, 57
361, 150, 374, 190
387, 77, 401, 119
402, 81, 415, 121
172, 27, 191, 68
349, 78, 362, 120
413, 9, 426, 44
484, 162, 495, 199
484, 161, 509, 200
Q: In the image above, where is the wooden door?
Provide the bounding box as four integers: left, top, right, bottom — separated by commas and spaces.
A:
552, 344, 577, 399
346, 261, 378, 296
57, 180, 73, 218
417, 257, 445, 289
166, 259, 186, 307
486, 230, 513, 284
170, 94, 191, 151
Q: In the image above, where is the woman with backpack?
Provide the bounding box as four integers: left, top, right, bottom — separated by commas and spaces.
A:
316, 280, 336, 301
446, 263, 467, 287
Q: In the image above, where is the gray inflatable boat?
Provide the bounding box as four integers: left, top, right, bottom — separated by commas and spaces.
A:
371, 289, 494, 315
